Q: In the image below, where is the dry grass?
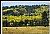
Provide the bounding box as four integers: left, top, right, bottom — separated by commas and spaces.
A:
2, 26, 49, 34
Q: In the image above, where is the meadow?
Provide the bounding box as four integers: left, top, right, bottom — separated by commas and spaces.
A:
2, 26, 49, 34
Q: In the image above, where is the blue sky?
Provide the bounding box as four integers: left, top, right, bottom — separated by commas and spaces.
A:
2, 2, 49, 7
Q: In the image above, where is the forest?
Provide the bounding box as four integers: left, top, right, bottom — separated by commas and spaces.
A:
2, 5, 49, 27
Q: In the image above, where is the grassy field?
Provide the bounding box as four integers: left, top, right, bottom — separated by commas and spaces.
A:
2, 26, 49, 34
